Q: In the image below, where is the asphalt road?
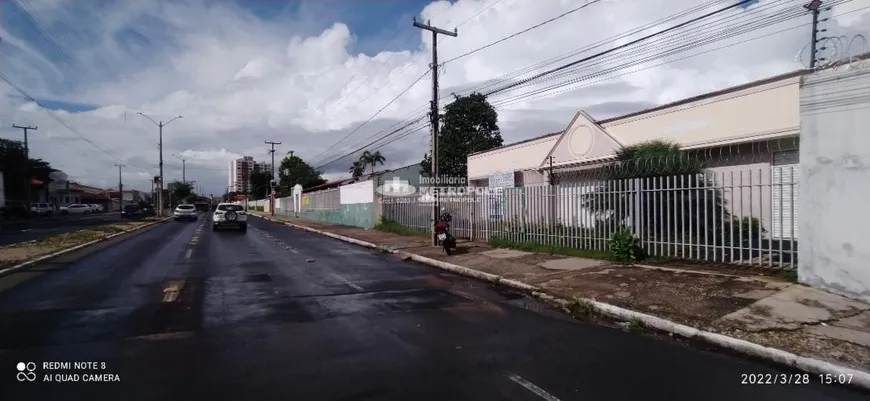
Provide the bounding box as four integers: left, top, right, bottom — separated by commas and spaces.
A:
0, 213, 123, 246
0, 214, 866, 401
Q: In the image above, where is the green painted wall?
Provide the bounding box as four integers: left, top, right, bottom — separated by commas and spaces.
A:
299, 202, 374, 229
340, 203, 374, 229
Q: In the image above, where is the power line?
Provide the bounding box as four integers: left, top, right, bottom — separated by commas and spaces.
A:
325, 5, 458, 113
313, 0, 727, 164
454, 0, 507, 27
0, 71, 127, 164
442, 0, 604, 64
308, 69, 430, 165
485, 0, 759, 97
488, 1, 813, 106
314, 0, 506, 150
310, 0, 748, 165
314, 0, 861, 166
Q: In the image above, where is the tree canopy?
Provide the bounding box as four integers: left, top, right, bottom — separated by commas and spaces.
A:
168, 180, 194, 204
249, 171, 272, 199
358, 150, 385, 175
582, 140, 761, 258
278, 151, 327, 192
349, 161, 365, 179
421, 92, 503, 179
0, 138, 57, 201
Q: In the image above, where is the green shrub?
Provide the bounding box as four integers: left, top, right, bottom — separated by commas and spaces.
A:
609, 229, 642, 263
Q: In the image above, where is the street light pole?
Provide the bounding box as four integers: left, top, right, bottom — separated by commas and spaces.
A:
137, 112, 182, 217
114, 164, 126, 210
173, 154, 187, 182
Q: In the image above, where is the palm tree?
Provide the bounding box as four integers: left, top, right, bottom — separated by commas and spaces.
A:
359, 150, 386, 175
349, 161, 365, 179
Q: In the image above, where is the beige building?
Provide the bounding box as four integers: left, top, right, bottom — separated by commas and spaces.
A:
468, 70, 805, 242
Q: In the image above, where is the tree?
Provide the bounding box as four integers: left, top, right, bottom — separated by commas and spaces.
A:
420, 92, 503, 180
0, 138, 57, 201
249, 171, 272, 199
582, 140, 752, 259
349, 161, 365, 179
359, 150, 386, 175
278, 151, 327, 193
167, 180, 193, 204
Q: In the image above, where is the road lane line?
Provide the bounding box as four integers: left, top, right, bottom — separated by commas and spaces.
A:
332, 273, 364, 291
185, 249, 193, 259
507, 374, 563, 401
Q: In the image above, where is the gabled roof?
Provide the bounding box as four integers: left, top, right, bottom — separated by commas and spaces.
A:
467, 131, 563, 158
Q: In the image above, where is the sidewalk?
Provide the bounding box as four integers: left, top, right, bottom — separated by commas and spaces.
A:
253, 212, 870, 381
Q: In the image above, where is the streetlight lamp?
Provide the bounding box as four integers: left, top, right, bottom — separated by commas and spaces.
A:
137, 112, 182, 216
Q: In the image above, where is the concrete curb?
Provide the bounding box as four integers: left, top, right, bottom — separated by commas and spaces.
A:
254, 214, 870, 390
0, 217, 172, 278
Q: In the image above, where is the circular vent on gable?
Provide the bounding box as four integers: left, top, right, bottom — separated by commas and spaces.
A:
568, 124, 595, 158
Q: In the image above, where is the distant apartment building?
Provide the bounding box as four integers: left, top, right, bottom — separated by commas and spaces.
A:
228, 157, 273, 193
254, 161, 273, 174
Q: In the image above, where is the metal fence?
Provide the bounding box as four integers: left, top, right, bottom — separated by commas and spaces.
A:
382, 166, 799, 270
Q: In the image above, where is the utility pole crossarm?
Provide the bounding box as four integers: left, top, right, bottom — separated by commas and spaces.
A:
412, 18, 458, 37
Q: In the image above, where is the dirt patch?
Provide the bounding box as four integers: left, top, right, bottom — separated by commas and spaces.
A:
537, 265, 778, 328
641, 259, 796, 282
719, 328, 870, 372
0, 220, 154, 269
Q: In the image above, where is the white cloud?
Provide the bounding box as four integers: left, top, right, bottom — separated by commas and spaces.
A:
0, 0, 868, 195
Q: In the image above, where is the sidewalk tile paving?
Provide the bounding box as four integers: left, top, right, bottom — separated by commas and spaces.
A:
253, 212, 870, 373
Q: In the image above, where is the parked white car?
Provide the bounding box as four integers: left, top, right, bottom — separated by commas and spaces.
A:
212, 203, 247, 232
30, 203, 54, 216
88, 204, 103, 212
66, 204, 92, 214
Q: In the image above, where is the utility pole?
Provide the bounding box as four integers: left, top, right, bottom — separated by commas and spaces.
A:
114, 164, 126, 210
137, 112, 183, 217
173, 154, 187, 182
265, 140, 281, 216
413, 17, 457, 246
805, 0, 823, 68
12, 124, 37, 212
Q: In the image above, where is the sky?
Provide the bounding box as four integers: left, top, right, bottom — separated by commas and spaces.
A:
0, 0, 868, 196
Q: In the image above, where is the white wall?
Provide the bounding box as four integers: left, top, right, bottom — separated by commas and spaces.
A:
603, 74, 801, 149
467, 134, 560, 180
799, 68, 870, 303
340, 180, 374, 204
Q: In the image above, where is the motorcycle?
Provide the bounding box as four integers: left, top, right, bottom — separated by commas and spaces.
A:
434, 209, 457, 255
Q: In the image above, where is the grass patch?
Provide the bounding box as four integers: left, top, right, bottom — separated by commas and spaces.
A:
374, 218, 430, 238
567, 298, 598, 317
488, 237, 613, 260
1, 220, 156, 269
